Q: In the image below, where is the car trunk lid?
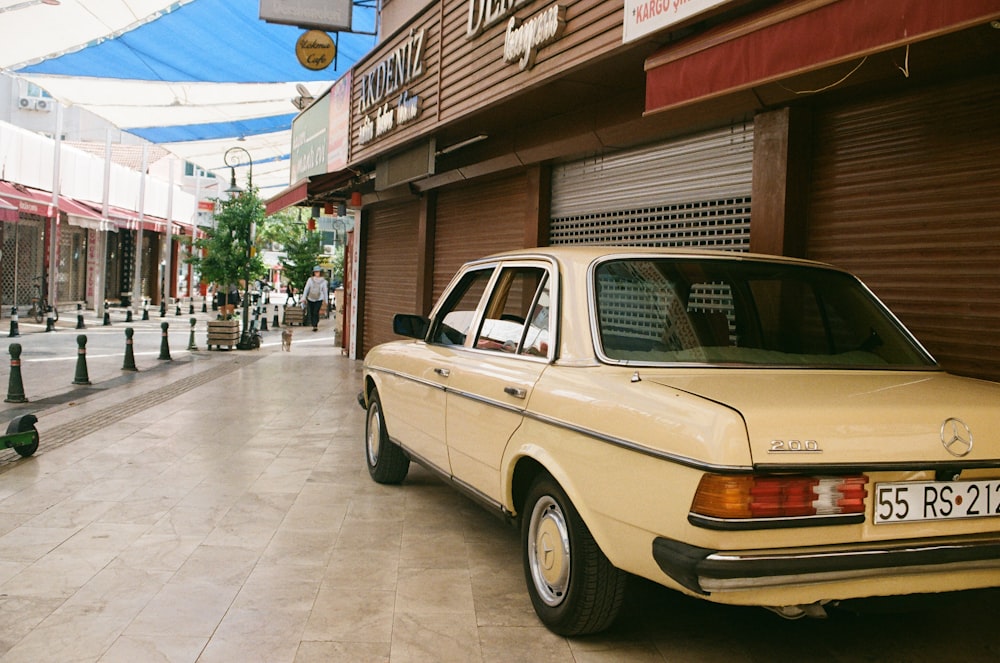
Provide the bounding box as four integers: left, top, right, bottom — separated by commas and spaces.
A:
643, 370, 1000, 468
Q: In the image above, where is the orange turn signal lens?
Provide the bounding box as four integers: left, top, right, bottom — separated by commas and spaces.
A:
691, 473, 869, 520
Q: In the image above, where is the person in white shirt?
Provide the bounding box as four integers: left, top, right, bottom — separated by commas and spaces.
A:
301, 266, 329, 332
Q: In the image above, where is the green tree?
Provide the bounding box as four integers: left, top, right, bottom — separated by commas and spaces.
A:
188, 184, 266, 326
280, 228, 325, 294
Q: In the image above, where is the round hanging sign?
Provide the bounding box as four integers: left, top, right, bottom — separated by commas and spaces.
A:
296, 30, 335, 71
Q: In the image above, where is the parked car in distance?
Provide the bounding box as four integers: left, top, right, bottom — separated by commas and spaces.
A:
358, 246, 1000, 636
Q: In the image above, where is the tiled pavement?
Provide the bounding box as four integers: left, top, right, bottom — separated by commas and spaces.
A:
1, 332, 999, 662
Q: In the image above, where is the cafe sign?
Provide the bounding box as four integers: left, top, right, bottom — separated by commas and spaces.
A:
357, 28, 426, 146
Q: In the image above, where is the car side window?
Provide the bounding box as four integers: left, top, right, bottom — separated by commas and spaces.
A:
474, 266, 550, 356
429, 268, 494, 346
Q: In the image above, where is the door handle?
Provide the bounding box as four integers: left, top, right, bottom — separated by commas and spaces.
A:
434, 367, 450, 377
504, 386, 526, 399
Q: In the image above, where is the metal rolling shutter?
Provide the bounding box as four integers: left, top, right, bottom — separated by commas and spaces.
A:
806, 74, 1000, 382
361, 200, 420, 356
432, 173, 528, 300
550, 123, 754, 250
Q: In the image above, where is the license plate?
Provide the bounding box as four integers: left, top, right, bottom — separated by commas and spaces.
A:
874, 480, 1000, 524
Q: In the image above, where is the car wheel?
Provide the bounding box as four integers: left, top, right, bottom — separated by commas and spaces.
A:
365, 390, 410, 484
522, 474, 626, 635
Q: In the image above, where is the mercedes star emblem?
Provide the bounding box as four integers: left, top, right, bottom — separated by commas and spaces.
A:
940, 417, 973, 457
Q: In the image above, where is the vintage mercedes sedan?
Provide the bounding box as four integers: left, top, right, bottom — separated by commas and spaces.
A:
358, 247, 1000, 635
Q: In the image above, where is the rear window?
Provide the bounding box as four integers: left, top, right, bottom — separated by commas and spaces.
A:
593, 258, 936, 368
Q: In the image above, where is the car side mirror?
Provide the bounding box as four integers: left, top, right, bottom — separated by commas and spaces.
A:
393, 313, 429, 339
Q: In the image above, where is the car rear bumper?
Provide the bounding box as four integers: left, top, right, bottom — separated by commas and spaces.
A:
653, 535, 1000, 594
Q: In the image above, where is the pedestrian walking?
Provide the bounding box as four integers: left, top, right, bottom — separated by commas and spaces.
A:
301, 267, 328, 332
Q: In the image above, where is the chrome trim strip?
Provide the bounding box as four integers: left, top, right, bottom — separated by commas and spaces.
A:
387, 435, 508, 517
755, 459, 1000, 472
524, 410, 750, 473
653, 535, 1000, 595
370, 369, 750, 474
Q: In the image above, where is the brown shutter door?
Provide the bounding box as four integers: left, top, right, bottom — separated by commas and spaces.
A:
432, 173, 529, 300
806, 74, 1000, 382
361, 200, 420, 356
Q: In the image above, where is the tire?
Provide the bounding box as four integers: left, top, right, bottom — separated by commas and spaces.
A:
365, 390, 410, 484
522, 474, 627, 636
32, 306, 42, 324
14, 426, 39, 457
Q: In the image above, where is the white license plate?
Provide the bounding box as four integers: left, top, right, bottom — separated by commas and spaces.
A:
874, 480, 1000, 524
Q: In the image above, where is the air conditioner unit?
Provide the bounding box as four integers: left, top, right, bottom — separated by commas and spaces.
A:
323, 244, 336, 255
18, 97, 35, 110
35, 98, 51, 112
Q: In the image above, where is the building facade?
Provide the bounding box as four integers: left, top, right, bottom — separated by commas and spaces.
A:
277, 0, 1000, 381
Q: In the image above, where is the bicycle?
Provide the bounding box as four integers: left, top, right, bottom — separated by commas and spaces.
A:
26, 281, 59, 324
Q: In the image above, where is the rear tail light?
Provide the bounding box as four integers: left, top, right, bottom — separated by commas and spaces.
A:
691, 473, 869, 520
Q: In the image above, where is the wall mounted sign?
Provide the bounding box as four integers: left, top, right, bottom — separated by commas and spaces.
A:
623, 0, 731, 43
296, 29, 336, 70
357, 29, 426, 146
465, 0, 566, 71
503, 5, 566, 70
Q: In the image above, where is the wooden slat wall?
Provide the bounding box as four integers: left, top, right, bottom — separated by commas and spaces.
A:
361, 200, 422, 355
438, 0, 622, 123
432, 173, 529, 300
805, 74, 1000, 381
352, 0, 624, 160
351, 9, 442, 163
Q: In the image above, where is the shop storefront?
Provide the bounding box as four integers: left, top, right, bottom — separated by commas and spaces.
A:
287, 0, 999, 379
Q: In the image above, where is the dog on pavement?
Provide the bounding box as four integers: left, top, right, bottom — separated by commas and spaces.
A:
281, 327, 293, 351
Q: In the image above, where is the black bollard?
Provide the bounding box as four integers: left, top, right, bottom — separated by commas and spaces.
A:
4, 343, 27, 403
142, 299, 150, 321
175, 303, 181, 316
72, 334, 91, 385
260, 312, 269, 332
125, 309, 133, 323
76, 303, 86, 330
187, 318, 198, 351
202, 297, 208, 313
103, 300, 111, 326
160, 299, 166, 317
189, 300, 195, 315
8, 306, 19, 338
45, 306, 56, 332
272, 305, 280, 329
158, 321, 171, 360
122, 327, 138, 372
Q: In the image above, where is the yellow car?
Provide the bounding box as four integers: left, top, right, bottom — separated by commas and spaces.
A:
359, 247, 1000, 635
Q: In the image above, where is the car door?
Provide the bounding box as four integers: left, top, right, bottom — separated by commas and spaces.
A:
444, 262, 554, 502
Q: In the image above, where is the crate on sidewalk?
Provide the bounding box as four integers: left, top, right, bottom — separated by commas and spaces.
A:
206, 319, 240, 350
283, 305, 304, 326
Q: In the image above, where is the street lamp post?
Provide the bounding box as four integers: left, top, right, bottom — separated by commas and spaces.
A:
223, 146, 257, 350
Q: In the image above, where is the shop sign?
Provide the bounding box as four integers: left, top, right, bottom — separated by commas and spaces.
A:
466, 0, 534, 37
503, 5, 566, 70
357, 29, 425, 146
359, 29, 425, 113
290, 93, 331, 182
623, 0, 731, 43
295, 29, 336, 70
466, 0, 566, 71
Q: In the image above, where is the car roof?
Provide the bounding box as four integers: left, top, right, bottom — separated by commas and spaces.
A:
473, 245, 839, 271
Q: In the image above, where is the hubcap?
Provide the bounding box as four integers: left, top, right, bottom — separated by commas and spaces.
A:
528, 495, 570, 607
366, 406, 381, 466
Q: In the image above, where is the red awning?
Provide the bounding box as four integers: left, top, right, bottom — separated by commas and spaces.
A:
265, 180, 309, 216
59, 196, 107, 229
0, 196, 17, 223
644, 0, 1000, 115
0, 180, 55, 218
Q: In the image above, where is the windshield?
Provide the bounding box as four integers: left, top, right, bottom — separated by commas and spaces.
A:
593, 258, 937, 369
